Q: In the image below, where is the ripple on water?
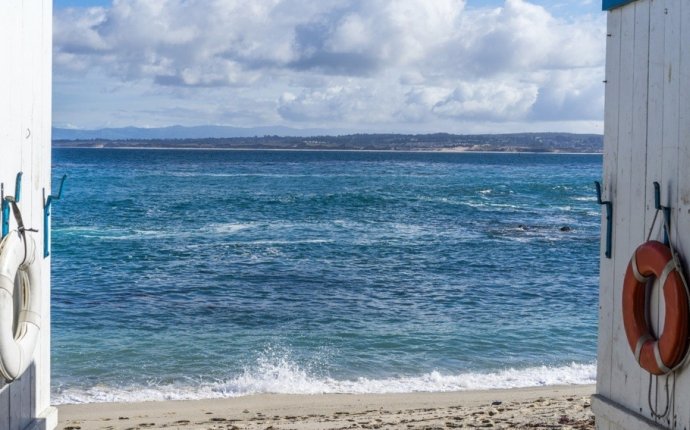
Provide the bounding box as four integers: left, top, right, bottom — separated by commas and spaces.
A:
51, 149, 602, 402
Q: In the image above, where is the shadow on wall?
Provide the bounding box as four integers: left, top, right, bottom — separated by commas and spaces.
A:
0, 362, 50, 429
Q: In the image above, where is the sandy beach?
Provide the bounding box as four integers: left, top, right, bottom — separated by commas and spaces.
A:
57, 384, 595, 430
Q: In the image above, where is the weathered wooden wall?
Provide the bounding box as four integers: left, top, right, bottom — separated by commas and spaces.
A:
0, 2, 57, 429
594, 0, 690, 429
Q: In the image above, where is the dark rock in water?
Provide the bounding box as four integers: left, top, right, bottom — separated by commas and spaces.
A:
517, 224, 528, 231
560, 226, 572, 232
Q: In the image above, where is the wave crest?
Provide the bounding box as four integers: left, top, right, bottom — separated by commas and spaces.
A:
53, 358, 596, 405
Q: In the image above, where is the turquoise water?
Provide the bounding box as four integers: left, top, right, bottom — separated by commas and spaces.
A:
51, 149, 601, 403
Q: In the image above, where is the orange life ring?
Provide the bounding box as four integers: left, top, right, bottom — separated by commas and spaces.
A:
623, 240, 689, 375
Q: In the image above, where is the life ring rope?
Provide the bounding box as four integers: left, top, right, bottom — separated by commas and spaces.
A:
18, 310, 41, 328
654, 343, 671, 375
634, 333, 653, 363
631, 255, 651, 283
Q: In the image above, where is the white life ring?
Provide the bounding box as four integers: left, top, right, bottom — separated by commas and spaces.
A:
0, 230, 41, 381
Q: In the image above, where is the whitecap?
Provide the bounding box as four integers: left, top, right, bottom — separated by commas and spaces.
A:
52, 360, 596, 405
209, 223, 255, 234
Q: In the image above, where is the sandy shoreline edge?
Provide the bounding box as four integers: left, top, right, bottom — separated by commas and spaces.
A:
57, 384, 595, 429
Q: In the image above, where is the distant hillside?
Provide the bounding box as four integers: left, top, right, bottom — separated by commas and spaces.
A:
52, 125, 338, 140
52, 132, 603, 153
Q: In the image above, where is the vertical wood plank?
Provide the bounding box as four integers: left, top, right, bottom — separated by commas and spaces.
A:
7, 5, 23, 427
37, 0, 53, 418
597, 7, 623, 401
651, 0, 681, 426
625, 0, 651, 420
8, 0, 22, 185
670, 0, 690, 427
15, 1, 28, 426
661, 2, 680, 236
24, 5, 37, 419
0, 0, 9, 214
609, 3, 639, 415
24, 0, 40, 424
22, 365, 35, 429
643, 0, 668, 424
21, 0, 34, 225
9, 373, 22, 429
630, 0, 650, 254
0, 384, 9, 430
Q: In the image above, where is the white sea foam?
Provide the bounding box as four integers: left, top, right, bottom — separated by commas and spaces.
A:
209, 222, 255, 234
232, 239, 332, 246
52, 360, 596, 405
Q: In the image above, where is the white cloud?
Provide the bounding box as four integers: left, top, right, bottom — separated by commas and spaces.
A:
432, 80, 539, 121
276, 78, 401, 125
278, 87, 356, 122
53, 0, 606, 132
530, 68, 604, 121
432, 0, 603, 79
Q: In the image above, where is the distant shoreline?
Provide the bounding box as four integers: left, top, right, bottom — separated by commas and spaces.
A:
51, 132, 604, 154
53, 145, 603, 155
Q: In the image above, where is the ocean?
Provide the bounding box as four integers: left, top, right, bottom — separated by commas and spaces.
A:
51, 148, 601, 404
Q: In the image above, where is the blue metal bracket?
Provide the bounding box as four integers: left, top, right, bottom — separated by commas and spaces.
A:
1, 172, 23, 238
653, 182, 671, 246
42, 175, 66, 258
595, 181, 613, 259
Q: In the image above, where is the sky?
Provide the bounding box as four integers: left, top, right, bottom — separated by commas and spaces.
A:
53, 0, 606, 134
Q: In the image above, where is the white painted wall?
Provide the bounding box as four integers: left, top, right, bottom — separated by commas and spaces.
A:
594, 0, 690, 429
0, 2, 57, 429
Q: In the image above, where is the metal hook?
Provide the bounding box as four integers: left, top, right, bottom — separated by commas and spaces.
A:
42, 175, 67, 258
595, 181, 613, 259
1, 172, 23, 238
653, 182, 671, 246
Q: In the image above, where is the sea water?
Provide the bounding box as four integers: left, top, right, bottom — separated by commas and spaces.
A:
51, 149, 601, 404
